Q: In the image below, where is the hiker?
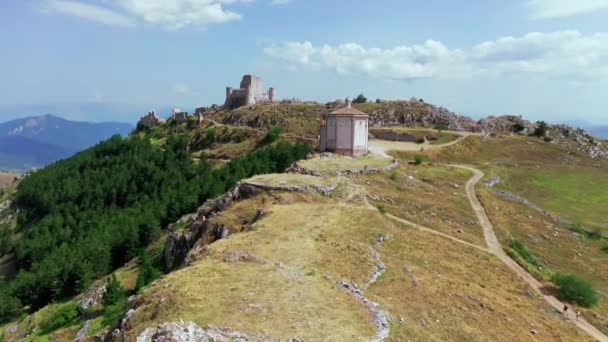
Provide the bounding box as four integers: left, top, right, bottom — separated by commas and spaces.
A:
576, 309, 581, 321
563, 305, 568, 317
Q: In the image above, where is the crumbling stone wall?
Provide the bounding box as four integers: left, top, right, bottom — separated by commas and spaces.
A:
225, 75, 275, 109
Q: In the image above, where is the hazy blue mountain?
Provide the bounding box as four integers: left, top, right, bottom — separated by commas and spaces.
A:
0, 114, 133, 171
0, 136, 76, 171
587, 125, 608, 139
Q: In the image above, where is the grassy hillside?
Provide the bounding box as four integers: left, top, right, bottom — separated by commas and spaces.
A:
409, 135, 608, 234
118, 161, 588, 341
395, 134, 608, 334
2, 113, 607, 340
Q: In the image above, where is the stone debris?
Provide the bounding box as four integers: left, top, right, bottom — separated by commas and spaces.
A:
243, 177, 338, 196
72, 319, 91, 342
224, 250, 266, 264
136, 321, 271, 342
78, 278, 107, 310
338, 280, 391, 342
491, 189, 568, 225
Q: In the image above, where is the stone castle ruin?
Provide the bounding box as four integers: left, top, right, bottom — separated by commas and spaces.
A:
225, 75, 275, 109
138, 111, 165, 129
172, 108, 188, 123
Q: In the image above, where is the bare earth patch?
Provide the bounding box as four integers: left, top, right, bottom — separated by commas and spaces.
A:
0, 172, 17, 189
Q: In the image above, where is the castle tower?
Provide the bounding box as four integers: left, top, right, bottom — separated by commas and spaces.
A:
268, 87, 275, 102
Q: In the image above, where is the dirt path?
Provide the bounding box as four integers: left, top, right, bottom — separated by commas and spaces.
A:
368, 132, 472, 154
385, 213, 489, 253
368, 137, 608, 341
452, 164, 608, 342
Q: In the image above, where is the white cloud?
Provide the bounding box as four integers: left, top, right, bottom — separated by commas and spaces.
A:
42, 0, 136, 28
112, 0, 246, 30
264, 30, 608, 81
264, 40, 470, 80
40, 0, 249, 30
271, 0, 290, 5
526, 0, 608, 19
472, 31, 608, 79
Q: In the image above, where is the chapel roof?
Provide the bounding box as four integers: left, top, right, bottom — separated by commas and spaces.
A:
329, 104, 369, 116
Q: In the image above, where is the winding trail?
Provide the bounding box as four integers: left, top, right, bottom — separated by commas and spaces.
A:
385, 213, 489, 253
368, 135, 608, 341
451, 164, 608, 342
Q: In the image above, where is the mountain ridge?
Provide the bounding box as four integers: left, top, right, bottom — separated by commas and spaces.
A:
0, 114, 133, 171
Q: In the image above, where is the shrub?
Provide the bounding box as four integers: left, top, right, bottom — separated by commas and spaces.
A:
415, 137, 425, 144
375, 98, 382, 104
512, 121, 525, 132
0, 286, 21, 323
263, 127, 283, 144
103, 274, 125, 307
509, 239, 542, 267
533, 121, 548, 137
377, 205, 387, 214
102, 302, 125, 328
602, 244, 608, 254
353, 94, 367, 103
388, 171, 398, 181
39, 302, 81, 333
414, 155, 424, 165
552, 273, 598, 308
205, 127, 216, 145
434, 124, 449, 132
136, 250, 162, 291
543, 136, 553, 143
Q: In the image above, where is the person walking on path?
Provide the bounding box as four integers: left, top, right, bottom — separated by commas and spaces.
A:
563, 305, 569, 317
576, 309, 582, 321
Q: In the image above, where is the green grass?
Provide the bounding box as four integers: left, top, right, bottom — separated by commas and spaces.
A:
410, 135, 608, 233
525, 168, 608, 231
500, 166, 608, 233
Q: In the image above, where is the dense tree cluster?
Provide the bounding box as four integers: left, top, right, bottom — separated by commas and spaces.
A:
0, 135, 310, 321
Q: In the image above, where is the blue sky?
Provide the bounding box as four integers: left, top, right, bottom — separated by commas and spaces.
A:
1, 0, 607, 125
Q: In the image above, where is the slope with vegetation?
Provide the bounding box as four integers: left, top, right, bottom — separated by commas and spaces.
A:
0, 119, 311, 337
404, 133, 608, 335
114, 152, 590, 341
1, 100, 607, 341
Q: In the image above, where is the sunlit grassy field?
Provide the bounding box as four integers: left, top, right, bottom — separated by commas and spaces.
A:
297, 153, 393, 174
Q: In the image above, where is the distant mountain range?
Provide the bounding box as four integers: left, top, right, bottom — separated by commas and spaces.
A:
587, 125, 608, 140
0, 114, 133, 171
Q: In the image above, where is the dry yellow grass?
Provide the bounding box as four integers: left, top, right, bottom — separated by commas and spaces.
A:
297, 154, 392, 174
122, 184, 589, 341
244, 173, 337, 188
355, 162, 486, 246
0, 172, 17, 189
371, 220, 590, 341
123, 198, 385, 340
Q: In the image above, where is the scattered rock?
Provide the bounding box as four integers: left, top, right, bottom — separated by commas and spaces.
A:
136, 321, 269, 342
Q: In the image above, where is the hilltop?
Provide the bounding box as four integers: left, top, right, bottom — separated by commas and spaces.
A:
0, 98, 607, 341
203, 99, 608, 160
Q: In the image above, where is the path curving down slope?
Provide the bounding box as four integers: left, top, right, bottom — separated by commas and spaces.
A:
452, 164, 608, 342
368, 136, 608, 341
